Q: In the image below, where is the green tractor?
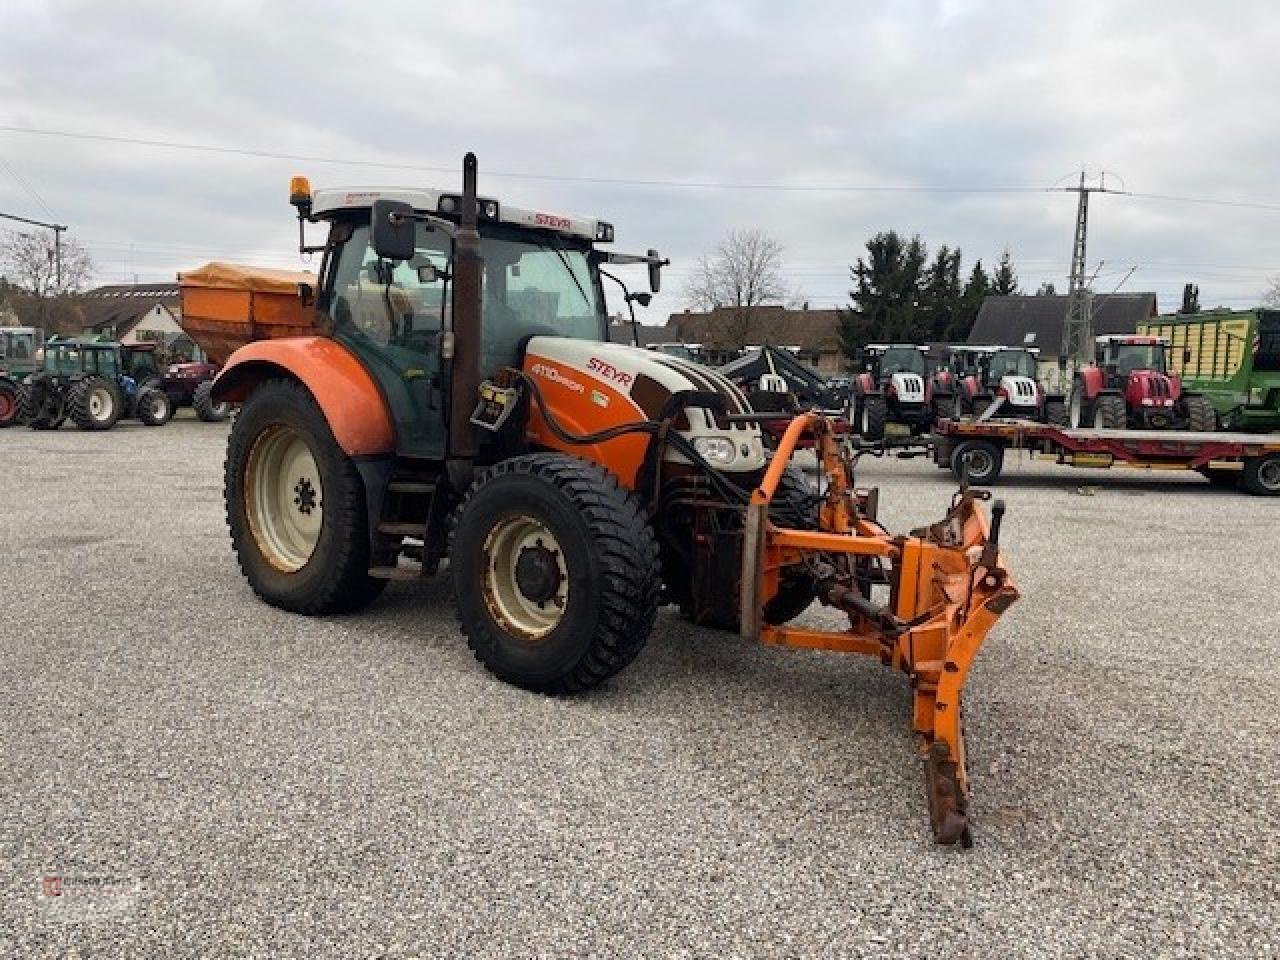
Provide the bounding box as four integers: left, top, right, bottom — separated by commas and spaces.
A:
1140, 309, 1280, 431
0, 326, 44, 428
18, 337, 174, 430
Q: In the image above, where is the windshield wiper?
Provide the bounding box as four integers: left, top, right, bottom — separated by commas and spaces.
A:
545, 235, 592, 310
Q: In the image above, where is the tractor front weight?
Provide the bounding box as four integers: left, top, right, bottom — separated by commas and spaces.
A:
739, 413, 1019, 846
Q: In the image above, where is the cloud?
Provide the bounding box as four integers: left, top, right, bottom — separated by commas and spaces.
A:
0, 0, 1276, 315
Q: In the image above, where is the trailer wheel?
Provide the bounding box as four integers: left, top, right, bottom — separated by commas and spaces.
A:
1044, 398, 1068, 426
69, 377, 123, 431
860, 395, 887, 440
0, 379, 17, 427
951, 440, 1004, 485
1197, 468, 1240, 490
1094, 394, 1126, 430
193, 379, 231, 422
1241, 454, 1280, 497
450, 453, 661, 694
226, 378, 386, 615
1184, 395, 1216, 433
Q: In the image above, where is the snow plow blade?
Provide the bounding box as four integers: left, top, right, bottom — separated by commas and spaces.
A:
740, 413, 1019, 846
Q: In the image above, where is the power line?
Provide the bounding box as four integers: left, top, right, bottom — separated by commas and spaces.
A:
0, 157, 58, 220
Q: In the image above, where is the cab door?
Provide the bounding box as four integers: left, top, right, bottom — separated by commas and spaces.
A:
326, 222, 451, 459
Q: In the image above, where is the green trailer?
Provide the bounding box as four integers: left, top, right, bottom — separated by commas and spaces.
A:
1139, 309, 1280, 431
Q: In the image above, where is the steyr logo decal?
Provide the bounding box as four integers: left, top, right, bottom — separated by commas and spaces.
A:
588, 357, 633, 387
529, 362, 584, 393
535, 212, 572, 230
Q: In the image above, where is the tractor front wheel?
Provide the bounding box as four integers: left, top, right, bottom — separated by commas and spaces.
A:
1044, 398, 1069, 427
1094, 394, 1127, 430
1184, 395, 1216, 433
449, 453, 661, 694
137, 387, 174, 426
69, 377, 123, 431
225, 378, 386, 614
193, 380, 231, 422
859, 394, 888, 440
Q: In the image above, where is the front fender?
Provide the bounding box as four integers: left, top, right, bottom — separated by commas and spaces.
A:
212, 337, 394, 456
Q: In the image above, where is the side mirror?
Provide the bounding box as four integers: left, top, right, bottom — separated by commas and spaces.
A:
647, 248, 663, 293
371, 198, 416, 261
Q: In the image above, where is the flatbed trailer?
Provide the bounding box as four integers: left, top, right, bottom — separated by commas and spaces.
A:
931, 418, 1280, 496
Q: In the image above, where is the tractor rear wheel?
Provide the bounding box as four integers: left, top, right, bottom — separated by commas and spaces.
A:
1184, 395, 1216, 433
137, 387, 173, 426
225, 378, 386, 614
859, 394, 888, 440
449, 453, 661, 694
69, 377, 123, 431
1242, 454, 1280, 497
0, 380, 17, 427
193, 379, 231, 422
1094, 394, 1127, 430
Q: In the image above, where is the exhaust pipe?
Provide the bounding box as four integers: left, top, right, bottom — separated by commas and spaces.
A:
447, 152, 483, 489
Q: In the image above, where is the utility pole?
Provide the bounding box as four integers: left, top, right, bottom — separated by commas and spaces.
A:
0, 211, 68, 292
1057, 172, 1117, 374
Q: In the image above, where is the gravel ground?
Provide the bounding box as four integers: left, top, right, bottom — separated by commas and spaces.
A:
2, 414, 1278, 958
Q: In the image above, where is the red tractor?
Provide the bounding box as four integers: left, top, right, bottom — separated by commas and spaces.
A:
1068, 334, 1216, 431
163, 359, 230, 422
848, 343, 933, 440
949, 345, 1067, 424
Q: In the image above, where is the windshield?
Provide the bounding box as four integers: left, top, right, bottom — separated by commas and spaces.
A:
879, 347, 926, 377
986, 350, 1037, 379
1109, 343, 1166, 374
656, 344, 695, 361
481, 226, 603, 374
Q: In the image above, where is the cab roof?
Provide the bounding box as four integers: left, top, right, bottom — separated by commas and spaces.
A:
310, 187, 613, 243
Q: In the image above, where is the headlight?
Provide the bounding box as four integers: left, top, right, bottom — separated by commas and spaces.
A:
692, 436, 736, 465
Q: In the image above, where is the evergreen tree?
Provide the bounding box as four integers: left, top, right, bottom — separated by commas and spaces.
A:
949, 260, 990, 341
837, 231, 927, 362
990, 248, 1020, 295
1179, 283, 1200, 314
919, 245, 962, 342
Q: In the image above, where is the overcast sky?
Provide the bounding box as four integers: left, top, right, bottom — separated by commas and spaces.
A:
1, 0, 1277, 319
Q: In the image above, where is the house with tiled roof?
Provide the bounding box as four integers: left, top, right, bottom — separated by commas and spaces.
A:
79, 281, 184, 344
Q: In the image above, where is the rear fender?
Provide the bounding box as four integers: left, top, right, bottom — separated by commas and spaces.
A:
212, 337, 395, 457
1077, 366, 1106, 399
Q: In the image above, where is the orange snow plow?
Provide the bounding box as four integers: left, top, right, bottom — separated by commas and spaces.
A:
740, 414, 1018, 845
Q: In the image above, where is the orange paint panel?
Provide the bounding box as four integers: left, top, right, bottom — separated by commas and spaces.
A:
522, 354, 650, 488
213, 337, 395, 457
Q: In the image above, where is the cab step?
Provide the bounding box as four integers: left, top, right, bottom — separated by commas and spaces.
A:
367, 564, 426, 582
387, 479, 437, 495
376, 521, 426, 536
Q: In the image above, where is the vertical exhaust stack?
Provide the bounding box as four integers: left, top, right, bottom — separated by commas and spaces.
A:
448, 152, 483, 488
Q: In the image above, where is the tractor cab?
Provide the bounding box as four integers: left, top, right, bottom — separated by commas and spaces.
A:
41, 338, 122, 379
1096, 334, 1169, 377
866, 343, 928, 380
293, 179, 667, 460
0, 326, 44, 378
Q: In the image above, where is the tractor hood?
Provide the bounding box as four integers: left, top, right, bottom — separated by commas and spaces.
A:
1126, 369, 1180, 408
521, 337, 767, 483
889, 371, 926, 404
999, 375, 1039, 408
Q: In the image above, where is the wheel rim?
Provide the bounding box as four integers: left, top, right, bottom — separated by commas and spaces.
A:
482, 514, 569, 641
0, 389, 13, 421
1258, 458, 1280, 492
152, 394, 169, 421
244, 424, 323, 573
960, 448, 994, 480
213, 401, 230, 417
89, 386, 114, 422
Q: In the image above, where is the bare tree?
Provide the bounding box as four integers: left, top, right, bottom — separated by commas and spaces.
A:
0, 229, 95, 298
684, 228, 788, 347
1264, 276, 1280, 307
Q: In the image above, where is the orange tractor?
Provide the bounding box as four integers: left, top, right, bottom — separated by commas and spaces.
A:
180, 154, 1017, 845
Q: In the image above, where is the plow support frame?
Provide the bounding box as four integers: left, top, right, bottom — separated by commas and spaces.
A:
739, 413, 1019, 845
